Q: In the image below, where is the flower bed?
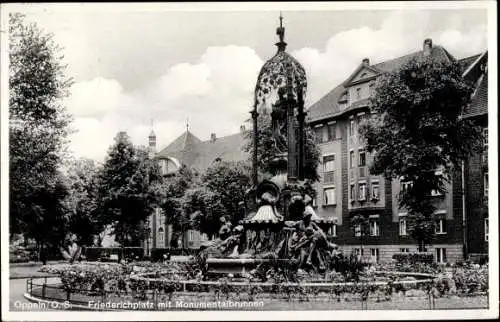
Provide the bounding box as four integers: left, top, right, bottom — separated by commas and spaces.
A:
35, 259, 488, 309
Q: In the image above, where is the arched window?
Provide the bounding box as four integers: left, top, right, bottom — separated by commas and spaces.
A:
158, 227, 164, 244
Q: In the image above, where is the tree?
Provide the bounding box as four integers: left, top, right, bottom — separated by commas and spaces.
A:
243, 113, 321, 181
359, 55, 481, 251
63, 157, 101, 247
96, 132, 162, 251
9, 13, 73, 263
201, 161, 252, 224
158, 165, 195, 248
183, 186, 226, 240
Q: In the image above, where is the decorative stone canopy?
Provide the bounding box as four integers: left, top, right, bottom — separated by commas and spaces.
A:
254, 14, 307, 108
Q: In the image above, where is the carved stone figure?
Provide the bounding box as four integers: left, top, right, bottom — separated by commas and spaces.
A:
218, 216, 232, 241
271, 87, 288, 153
285, 201, 332, 272
218, 225, 245, 257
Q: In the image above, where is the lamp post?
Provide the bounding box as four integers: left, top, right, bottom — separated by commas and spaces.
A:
251, 105, 259, 187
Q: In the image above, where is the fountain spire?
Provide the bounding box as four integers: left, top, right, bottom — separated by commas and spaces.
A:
275, 12, 287, 52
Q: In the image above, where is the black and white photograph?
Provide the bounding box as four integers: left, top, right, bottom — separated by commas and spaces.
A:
1, 1, 497, 320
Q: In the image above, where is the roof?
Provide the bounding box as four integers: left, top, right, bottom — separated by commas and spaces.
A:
464, 71, 488, 118
307, 45, 459, 123
159, 130, 202, 155
157, 130, 249, 172
459, 54, 482, 74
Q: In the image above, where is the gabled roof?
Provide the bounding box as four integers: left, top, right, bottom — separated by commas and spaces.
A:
342, 63, 381, 86
157, 130, 249, 173
307, 45, 467, 123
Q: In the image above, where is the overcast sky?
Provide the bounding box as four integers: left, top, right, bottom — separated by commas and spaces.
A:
7, 3, 489, 162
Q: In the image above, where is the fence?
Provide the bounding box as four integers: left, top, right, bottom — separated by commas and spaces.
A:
24, 276, 470, 311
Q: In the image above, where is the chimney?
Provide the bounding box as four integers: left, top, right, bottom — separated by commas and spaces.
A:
362, 58, 370, 66
423, 38, 432, 56
240, 125, 246, 133
210, 133, 216, 143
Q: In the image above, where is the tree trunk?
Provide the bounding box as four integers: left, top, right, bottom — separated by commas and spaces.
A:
40, 241, 47, 265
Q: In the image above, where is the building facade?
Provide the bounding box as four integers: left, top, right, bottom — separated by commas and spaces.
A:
462, 52, 489, 260
307, 39, 488, 263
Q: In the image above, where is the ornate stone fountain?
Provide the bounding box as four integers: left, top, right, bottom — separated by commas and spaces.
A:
202, 15, 335, 278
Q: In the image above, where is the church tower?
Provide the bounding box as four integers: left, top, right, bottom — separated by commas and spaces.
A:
148, 122, 156, 159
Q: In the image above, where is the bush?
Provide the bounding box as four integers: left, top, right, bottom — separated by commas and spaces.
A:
330, 253, 369, 282
452, 266, 488, 294
40, 263, 131, 293
392, 252, 434, 264
83, 247, 145, 261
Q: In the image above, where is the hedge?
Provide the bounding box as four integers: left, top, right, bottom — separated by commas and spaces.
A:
392, 252, 434, 264
83, 247, 145, 261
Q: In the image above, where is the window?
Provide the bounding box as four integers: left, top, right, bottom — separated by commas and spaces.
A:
436, 248, 447, 264
188, 230, 195, 241
354, 248, 364, 256
349, 151, 355, 168
484, 172, 488, 197
323, 155, 335, 173
483, 128, 488, 151
329, 224, 337, 237
158, 227, 164, 244
356, 87, 361, 99
435, 219, 447, 234
327, 122, 336, 141
401, 181, 413, 194
354, 224, 361, 237
400, 248, 410, 253
485, 218, 489, 242
349, 120, 356, 136
369, 218, 380, 236
358, 149, 366, 166
314, 125, 324, 142
359, 183, 367, 201
322, 125, 329, 143
370, 248, 380, 262
371, 181, 380, 200
399, 217, 407, 236
350, 184, 356, 201
323, 187, 336, 206
160, 159, 168, 175
369, 84, 375, 96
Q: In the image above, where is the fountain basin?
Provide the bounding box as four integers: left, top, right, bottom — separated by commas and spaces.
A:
206, 258, 292, 275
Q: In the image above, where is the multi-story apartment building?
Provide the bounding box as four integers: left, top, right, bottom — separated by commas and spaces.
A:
307, 39, 488, 263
